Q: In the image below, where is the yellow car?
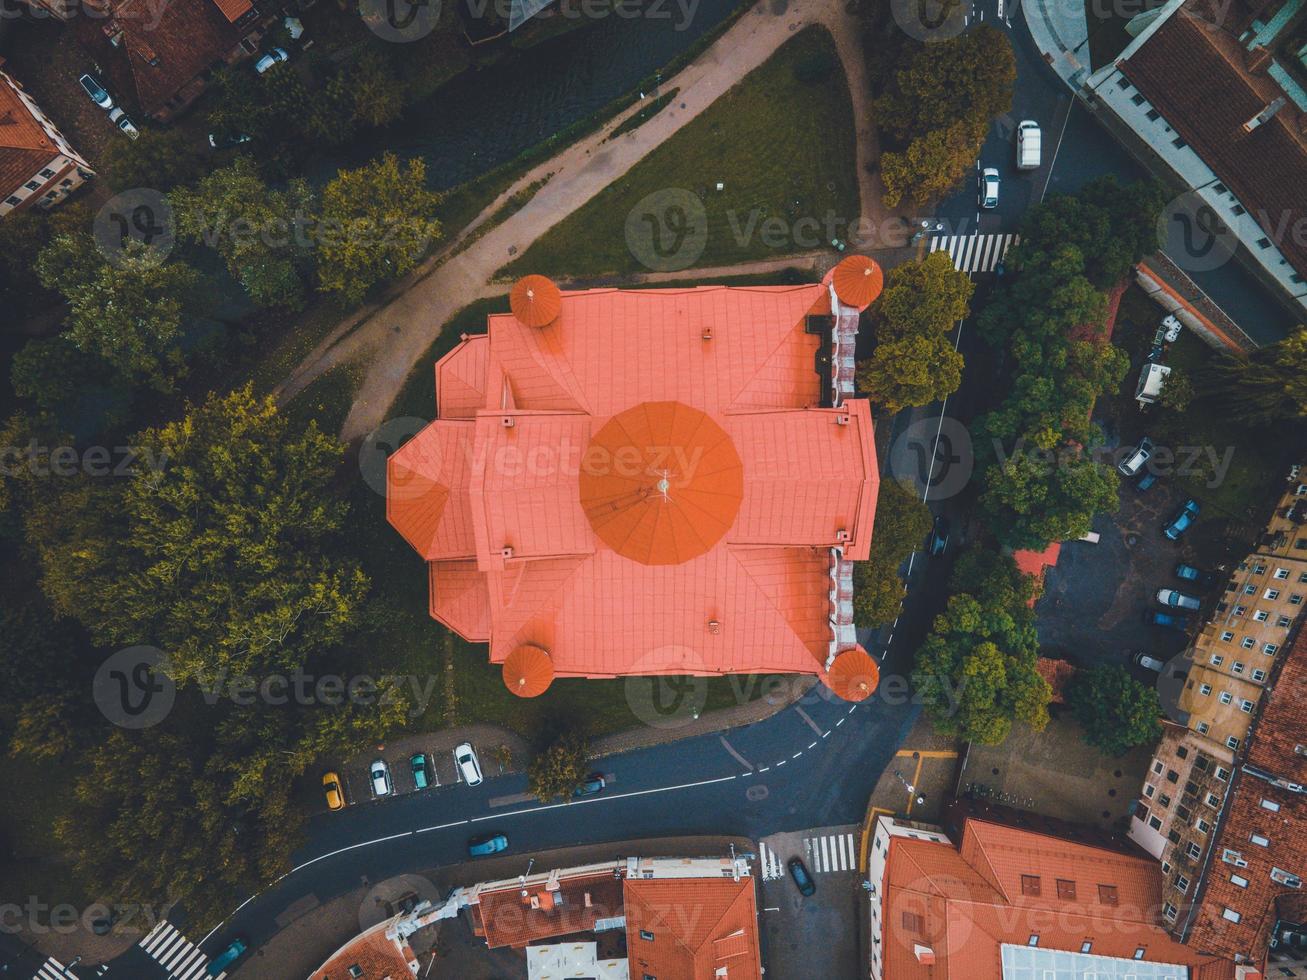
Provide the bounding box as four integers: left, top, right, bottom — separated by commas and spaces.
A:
323, 771, 345, 811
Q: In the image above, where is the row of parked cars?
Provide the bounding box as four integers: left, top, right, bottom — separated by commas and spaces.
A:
77, 73, 138, 140
1143, 562, 1218, 638
1117, 437, 1202, 540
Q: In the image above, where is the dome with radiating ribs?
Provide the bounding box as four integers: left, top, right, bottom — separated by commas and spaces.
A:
831, 255, 883, 310
578, 401, 745, 566
824, 646, 880, 702
510, 275, 562, 327
502, 644, 554, 697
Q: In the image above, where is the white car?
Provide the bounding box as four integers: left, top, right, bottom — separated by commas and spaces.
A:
978, 168, 1000, 209
454, 743, 483, 786
108, 107, 139, 140
255, 47, 290, 74
370, 759, 392, 798
1156, 588, 1202, 611
1118, 436, 1153, 477
1133, 651, 1166, 672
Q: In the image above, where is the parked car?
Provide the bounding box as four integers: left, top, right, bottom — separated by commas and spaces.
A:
108, 107, 139, 140
1160, 314, 1183, 343
1118, 437, 1153, 477
78, 73, 113, 109
410, 752, 429, 790
468, 833, 509, 857
1163, 499, 1201, 540
1135, 471, 1159, 492
572, 773, 606, 798
1148, 611, 1190, 631
255, 47, 290, 74
454, 742, 483, 786
1175, 563, 1218, 588
208, 131, 252, 149
927, 515, 951, 557
787, 857, 816, 897
978, 167, 1000, 209
208, 938, 247, 976
1156, 588, 1202, 611
1132, 651, 1166, 672
323, 771, 345, 811
369, 759, 392, 798
1016, 120, 1041, 170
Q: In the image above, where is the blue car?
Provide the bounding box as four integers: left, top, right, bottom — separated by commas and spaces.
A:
572, 773, 606, 798
208, 938, 247, 976
1148, 611, 1190, 631
1163, 499, 1201, 540
1135, 471, 1158, 492
468, 833, 509, 857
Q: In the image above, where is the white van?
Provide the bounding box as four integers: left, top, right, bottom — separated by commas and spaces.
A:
1016, 120, 1041, 170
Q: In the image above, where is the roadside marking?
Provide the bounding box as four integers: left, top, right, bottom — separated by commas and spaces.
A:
794, 704, 824, 735
807, 741, 817, 750
140, 920, 224, 980
836, 717, 846, 726
719, 735, 754, 771
895, 749, 959, 759
804, 832, 858, 873
821, 730, 831, 738
758, 766, 770, 773
791, 752, 802, 760
35, 957, 79, 980
759, 841, 784, 880
1041, 97, 1074, 204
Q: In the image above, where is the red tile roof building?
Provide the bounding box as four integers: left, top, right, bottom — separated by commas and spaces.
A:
0, 63, 93, 218
307, 917, 419, 979
388, 266, 884, 698
868, 806, 1241, 980
463, 855, 762, 979
1175, 625, 1307, 972
72, 0, 266, 122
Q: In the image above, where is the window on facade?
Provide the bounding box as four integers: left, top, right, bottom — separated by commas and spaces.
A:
1185, 780, 1200, 796
1116, 76, 1131, 88
1253, 669, 1267, 682
1146, 108, 1161, 121
1195, 756, 1210, 772
1233, 662, 1246, 673
1234, 605, 1247, 616
1158, 793, 1172, 808
1231, 203, 1247, 216
24, 180, 39, 190
1164, 903, 1178, 920
1207, 792, 1220, 807
1254, 611, 1270, 623
1265, 644, 1279, 655
1134, 948, 1147, 960
1149, 816, 1162, 830
1277, 615, 1292, 627
1274, 568, 1290, 580
1231, 874, 1248, 887
1197, 819, 1211, 833
1261, 799, 1281, 812
1028, 935, 1040, 946
4, 196, 19, 206
1176, 746, 1189, 760
1081, 941, 1093, 953
1290, 594, 1303, 605
1021, 875, 1041, 896
1098, 885, 1119, 906
1241, 700, 1254, 713
1167, 769, 1179, 784
1056, 879, 1077, 900
1152, 760, 1164, 775
1186, 842, 1202, 859
1254, 564, 1267, 575
640, 930, 655, 941
1257, 237, 1272, 249
1212, 654, 1225, 665
1172, 136, 1187, 149
1251, 833, 1270, 846
1221, 631, 1235, 642
1227, 736, 1240, 749
1244, 585, 1257, 595
1220, 692, 1233, 704
1176, 874, 1190, 893
1200, 683, 1212, 696
39, 168, 54, 178
1145, 784, 1156, 798
1197, 722, 1210, 734
1216, 767, 1230, 781
1132, 93, 1146, 105
1242, 637, 1256, 648
1223, 908, 1242, 923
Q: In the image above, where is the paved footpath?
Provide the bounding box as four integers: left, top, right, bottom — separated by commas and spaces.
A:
276, 0, 893, 445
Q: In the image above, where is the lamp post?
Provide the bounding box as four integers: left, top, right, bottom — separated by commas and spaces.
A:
893, 769, 926, 807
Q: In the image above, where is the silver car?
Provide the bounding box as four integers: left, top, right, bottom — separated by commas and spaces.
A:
454, 743, 483, 786
1156, 588, 1202, 611
369, 759, 392, 798
978, 168, 1000, 209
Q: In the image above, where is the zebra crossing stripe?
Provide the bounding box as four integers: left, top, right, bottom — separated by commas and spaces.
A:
34, 958, 74, 980
803, 833, 858, 873
758, 842, 783, 880
138, 920, 224, 980
929, 233, 1018, 273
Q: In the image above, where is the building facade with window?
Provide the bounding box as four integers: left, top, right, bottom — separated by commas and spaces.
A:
1131, 477, 1307, 931
0, 64, 94, 218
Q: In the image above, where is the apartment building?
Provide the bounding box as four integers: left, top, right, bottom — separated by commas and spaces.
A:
1131, 477, 1307, 928
0, 64, 94, 219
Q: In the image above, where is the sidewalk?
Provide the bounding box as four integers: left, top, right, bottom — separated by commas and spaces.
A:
1022, 0, 1093, 90
231, 835, 754, 979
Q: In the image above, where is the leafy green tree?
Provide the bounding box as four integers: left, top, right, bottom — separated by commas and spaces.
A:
0, 203, 91, 318
1066, 663, 1162, 756
316, 153, 442, 304
1158, 366, 1194, 412
34, 234, 201, 390
7, 693, 78, 760
875, 249, 974, 339
858, 332, 964, 413
527, 732, 589, 802
349, 49, 405, 128
28, 385, 369, 683
853, 479, 932, 628
913, 548, 1050, 744
1202, 328, 1307, 425
100, 129, 206, 192
980, 448, 1119, 550
171, 157, 316, 309
879, 119, 984, 208
875, 26, 1015, 143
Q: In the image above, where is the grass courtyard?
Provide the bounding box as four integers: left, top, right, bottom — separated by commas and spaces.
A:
502, 26, 860, 279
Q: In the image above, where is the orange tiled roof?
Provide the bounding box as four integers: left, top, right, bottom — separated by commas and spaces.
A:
474, 872, 625, 948
624, 876, 762, 980
307, 920, 416, 979
0, 71, 61, 203
881, 815, 1238, 980
1185, 627, 1307, 965
389, 280, 880, 694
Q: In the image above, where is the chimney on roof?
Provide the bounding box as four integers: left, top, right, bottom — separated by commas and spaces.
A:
913, 944, 936, 965
701, 327, 713, 341
707, 619, 720, 634
1246, 44, 1272, 74
1243, 97, 1286, 133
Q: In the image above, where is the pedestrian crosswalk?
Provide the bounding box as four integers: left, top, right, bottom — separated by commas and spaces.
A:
804, 832, 858, 874
929, 232, 1019, 273
139, 920, 224, 980
758, 841, 784, 880
33, 957, 75, 980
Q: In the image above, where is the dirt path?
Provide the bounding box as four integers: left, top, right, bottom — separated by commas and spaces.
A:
278, 0, 889, 444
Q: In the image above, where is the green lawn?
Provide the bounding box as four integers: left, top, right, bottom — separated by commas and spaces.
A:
502, 26, 859, 279
282, 357, 367, 437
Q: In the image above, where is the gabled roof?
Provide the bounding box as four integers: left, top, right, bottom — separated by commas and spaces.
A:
1119, 2, 1307, 278
624, 876, 762, 980
881, 814, 1239, 980
388, 280, 880, 692
0, 71, 60, 201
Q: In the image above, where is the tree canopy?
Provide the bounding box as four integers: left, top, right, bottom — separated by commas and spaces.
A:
1065, 663, 1162, 756
853, 479, 933, 628
1201, 327, 1307, 425
527, 732, 590, 802
913, 548, 1051, 744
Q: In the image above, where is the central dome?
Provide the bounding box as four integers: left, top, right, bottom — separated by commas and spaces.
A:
578, 401, 744, 566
